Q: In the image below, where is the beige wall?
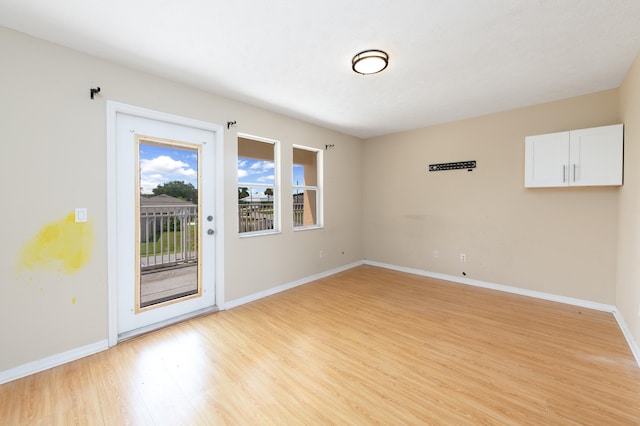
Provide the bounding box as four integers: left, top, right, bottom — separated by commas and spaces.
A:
0, 27, 363, 372
618, 53, 640, 345
2, 22, 637, 377
363, 90, 621, 303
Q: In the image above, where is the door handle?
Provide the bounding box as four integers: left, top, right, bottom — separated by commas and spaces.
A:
207, 229, 214, 235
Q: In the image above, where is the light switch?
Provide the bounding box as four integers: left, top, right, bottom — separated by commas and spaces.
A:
75, 208, 88, 223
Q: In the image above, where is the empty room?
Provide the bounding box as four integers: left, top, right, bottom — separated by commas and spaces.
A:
1, 1, 640, 424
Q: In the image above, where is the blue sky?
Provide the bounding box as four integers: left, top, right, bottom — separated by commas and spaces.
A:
292, 165, 304, 186
139, 143, 198, 194
237, 158, 274, 184
237, 157, 305, 186
139, 145, 306, 195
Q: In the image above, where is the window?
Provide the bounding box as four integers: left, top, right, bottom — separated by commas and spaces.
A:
237, 136, 279, 234
293, 146, 322, 229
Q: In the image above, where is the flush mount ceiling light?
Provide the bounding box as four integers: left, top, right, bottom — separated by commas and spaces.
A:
352, 49, 389, 75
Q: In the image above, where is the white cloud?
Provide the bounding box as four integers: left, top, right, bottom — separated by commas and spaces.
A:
140, 173, 169, 194
140, 155, 196, 177
238, 159, 276, 184
139, 155, 197, 194
257, 175, 275, 182
249, 161, 274, 171
140, 179, 161, 194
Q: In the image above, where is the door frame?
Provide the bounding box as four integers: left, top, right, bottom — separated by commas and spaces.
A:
106, 101, 225, 347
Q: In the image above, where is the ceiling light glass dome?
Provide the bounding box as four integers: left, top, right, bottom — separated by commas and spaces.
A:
352, 50, 389, 75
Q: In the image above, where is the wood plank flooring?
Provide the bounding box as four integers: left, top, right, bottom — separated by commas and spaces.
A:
2, 265, 640, 425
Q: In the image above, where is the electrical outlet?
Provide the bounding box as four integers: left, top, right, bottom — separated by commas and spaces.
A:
433, 249, 439, 258
319, 250, 324, 259
459, 253, 467, 263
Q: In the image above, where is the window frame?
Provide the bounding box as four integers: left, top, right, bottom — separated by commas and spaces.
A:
292, 145, 323, 231
237, 133, 281, 237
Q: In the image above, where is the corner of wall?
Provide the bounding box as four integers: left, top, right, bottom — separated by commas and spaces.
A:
617, 52, 640, 351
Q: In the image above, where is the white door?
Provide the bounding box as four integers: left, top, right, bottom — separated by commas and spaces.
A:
115, 111, 217, 339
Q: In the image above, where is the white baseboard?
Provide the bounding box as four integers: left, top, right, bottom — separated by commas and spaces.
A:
0, 339, 108, 385
4, 259, 638, 385
223, 261, 364, 310
364, 260, 616, 311
364, 260, 640, 368
0, 262, 363, 385
612, 308, 640, 367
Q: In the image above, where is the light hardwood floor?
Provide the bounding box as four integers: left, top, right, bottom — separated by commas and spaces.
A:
2, 265, 640, 425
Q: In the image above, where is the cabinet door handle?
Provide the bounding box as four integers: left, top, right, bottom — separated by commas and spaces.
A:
563, 165, 566, 183
573, 164, 576, 182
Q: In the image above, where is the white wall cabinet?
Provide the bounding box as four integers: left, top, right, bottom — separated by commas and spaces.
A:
524, 124, 623, 188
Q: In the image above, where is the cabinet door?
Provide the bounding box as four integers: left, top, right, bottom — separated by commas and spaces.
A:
524, 131, 570, 188
569, 124, 623, 186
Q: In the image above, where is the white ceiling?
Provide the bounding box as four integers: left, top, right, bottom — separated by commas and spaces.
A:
1, 0, 640, 139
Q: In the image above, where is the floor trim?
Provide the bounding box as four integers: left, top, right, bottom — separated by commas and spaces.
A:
0, 340, 108, 385
364, 260, 640, 368
223, 261, 364, 310
612, 308, 640, 367
0, 262, 362, 385
4, 259, 638, 384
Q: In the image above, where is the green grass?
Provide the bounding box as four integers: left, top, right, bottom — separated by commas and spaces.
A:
140, 228, 197, 256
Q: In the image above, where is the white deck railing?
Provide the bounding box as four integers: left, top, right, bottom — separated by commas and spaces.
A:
238, 202, 305, 232
239, 203, 274, 232
140, 205, 198, 272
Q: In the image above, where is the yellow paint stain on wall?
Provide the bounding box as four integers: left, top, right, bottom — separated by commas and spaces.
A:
17, 212, 94, 274
72, 297, 77, 304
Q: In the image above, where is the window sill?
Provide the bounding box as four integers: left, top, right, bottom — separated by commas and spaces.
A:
239, 230, 281, 238
293, 225, 323, 232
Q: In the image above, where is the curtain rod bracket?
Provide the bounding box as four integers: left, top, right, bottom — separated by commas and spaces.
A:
90, 87, 101, 99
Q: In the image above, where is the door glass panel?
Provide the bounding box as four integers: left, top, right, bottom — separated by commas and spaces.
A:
137, 137, 201, 311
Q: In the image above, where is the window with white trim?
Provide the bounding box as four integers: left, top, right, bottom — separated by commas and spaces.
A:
293, 146, 322, 229
237, 136, 279, 234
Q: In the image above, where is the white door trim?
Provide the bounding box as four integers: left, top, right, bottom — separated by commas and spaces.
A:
106, 101, 225, 347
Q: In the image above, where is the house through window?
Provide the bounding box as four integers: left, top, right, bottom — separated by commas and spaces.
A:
237, 135, 279, 234
293, 146, 322, 229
